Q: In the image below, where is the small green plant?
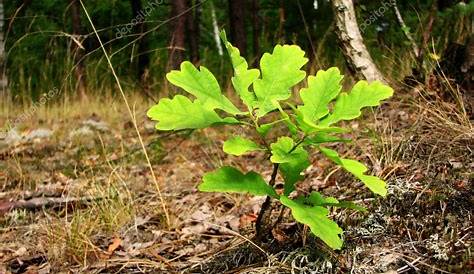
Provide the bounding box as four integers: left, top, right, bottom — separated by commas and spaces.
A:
147, 31, 393, 250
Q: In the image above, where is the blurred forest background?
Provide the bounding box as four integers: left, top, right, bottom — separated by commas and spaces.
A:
0, 0, 472, 102
1, 1, 473, 273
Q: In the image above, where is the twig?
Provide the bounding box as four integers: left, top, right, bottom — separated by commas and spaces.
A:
255, 136, 307, 240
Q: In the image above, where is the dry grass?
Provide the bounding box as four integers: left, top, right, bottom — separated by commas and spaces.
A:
42, 185, 134, 268
1, 74, 472, 273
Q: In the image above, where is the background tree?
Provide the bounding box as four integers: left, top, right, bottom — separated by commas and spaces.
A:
250, 0, 260, 61
331, 0, 385, 83
69, 0, 87, 101
228, 0, 247, 57
1, 0, 472, 99
168, 0, 188, 71
186, 0, 201, 64
0, 0, 6, 95
130, 0, 151, 84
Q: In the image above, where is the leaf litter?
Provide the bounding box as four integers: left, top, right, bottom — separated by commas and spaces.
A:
0, 93, 472, 273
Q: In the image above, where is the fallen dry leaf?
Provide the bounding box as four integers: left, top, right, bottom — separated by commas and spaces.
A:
107, 237, 122, 255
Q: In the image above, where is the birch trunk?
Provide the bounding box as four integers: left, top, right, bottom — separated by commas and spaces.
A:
331, 0, 386, 83
210, 2, 223, 56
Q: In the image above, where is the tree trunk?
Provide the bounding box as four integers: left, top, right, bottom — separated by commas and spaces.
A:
250, 0, 260, 59
276, 0, 285, 43
130, 0, 150, 83
392, 0, 419, 58
228, 0, 247, 57
186, 0, 200, 64
331, 0, 386, 83
168, 0, 187, 70
0, 0, 7, 95
210, 1, 223, 56
70, 0, 87, 101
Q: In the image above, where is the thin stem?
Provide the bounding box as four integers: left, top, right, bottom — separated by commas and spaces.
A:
255, 163, 279, 240
255, 135, 307, 240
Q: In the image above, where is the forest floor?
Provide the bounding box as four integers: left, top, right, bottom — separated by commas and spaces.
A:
0, 87, 472, 274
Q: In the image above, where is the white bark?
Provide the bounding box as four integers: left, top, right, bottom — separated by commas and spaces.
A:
331, 0, 386, 83
210, 1, 223, 56
393, 0, 419, 58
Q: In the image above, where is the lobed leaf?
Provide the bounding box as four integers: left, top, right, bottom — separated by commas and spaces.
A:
220, 31, 260, 108
277, 105, 298, 137
223, 136, 263, 156
147, 95, 238, 130
198, 166, 278, 198
304, 133, 351, 146
298, 67, 343, 123
292, 105, 347, 135
319, 147, 387, 196
280, 196, 343, 250
303, 192, 367, 212
256, 122, 274, 137
270, 137, 310, 195
254, 45, 308, 117
270, 137, 302, 163
166, 61, 242, 115
320, 81, 393, 126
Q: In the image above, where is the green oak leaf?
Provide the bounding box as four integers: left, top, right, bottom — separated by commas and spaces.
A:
256, 123, 273, 137
147, 95, 238, 130
291, 104, 347, 135
280, 155, 310, 196
270, 137, 310, 195
166, 61, 241, 115
220, 31, 260, 108
304, 133, 351, 145
254, 45, 308, 117
319, 147, 387, 196
277, 105, 298, 137
298, 67, 344, 123
321, 81, 393, 126
280, 196, 343, 250
223, 136, 263, 156
198, 166, 278, 198
304, 192, 367, 212
270, 137, 301, 163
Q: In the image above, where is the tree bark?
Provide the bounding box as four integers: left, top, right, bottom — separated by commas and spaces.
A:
276, 0, 285, 43
130, 0, 150, 83
331, 0, 386, 83
186, 0, 200, 64
0, 0, 7, 95
228, 0, 247, 57
70, 0, 87, 100
168, 0, 187, 70
210, 1, 223, 56
250, 0, 260, 59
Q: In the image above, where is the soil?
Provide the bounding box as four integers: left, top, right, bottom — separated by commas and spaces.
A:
0, 92, 472, 273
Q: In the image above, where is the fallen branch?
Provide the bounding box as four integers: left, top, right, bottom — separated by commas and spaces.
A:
0, 196, 101, 215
